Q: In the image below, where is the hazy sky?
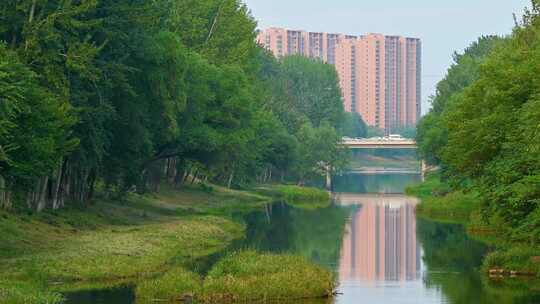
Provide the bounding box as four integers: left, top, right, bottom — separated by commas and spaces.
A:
242, 0, 530, 113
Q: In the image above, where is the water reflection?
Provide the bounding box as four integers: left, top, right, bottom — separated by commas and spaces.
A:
62, 173, 540, 304
336, 195, 420, 283
332, 193, 441, 303
332, 173, 421, 194
332, 173, 540, 304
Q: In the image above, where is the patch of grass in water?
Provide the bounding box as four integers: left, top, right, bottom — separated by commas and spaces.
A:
0, 279, 64, 304
134, 250, 336, 303
255, 185, 330, 209
135, 267, 202, 302
202, 250, 335, 302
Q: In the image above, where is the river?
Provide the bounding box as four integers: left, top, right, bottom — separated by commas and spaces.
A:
64, 173, 540, 304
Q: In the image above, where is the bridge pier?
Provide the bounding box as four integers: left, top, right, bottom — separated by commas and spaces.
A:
326, 168, 332, 191
421, 160, 426, 181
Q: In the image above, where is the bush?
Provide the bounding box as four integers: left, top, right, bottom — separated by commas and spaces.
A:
135, 267, 201, 302
483, 246, 540, 276
201, 250, 335, 302
275, 186, 329, 203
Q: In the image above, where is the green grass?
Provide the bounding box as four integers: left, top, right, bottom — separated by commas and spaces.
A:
483, 246, 540, 277
405, 173, 451, 198
0, 279, 64, 304
0, 183, 336, 303
255, 185, 330, 209
407, 174, 540, 287
135, 267, 202, 302
202, 250, 335, 302
19, 216, 242, 282
136, 250, 336, 303
406, 174, 479, 224
0, 184, 270, 303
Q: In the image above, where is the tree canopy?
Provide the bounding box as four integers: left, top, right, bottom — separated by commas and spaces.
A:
416, 1, 540, 241
0, 0, 354, 211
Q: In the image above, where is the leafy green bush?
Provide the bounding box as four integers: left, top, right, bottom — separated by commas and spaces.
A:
483, 246, 540, 276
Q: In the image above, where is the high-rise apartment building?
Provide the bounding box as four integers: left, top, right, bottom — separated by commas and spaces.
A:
257, 28, 422, 134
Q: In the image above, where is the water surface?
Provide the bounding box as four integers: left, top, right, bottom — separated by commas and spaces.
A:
64, 173, 540, 304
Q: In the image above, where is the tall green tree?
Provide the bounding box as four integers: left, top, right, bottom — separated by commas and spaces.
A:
0, 44, 75, 210
416, 36, 503, 165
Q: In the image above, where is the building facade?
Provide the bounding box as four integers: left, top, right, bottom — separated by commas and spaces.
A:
257, 28, 422, 134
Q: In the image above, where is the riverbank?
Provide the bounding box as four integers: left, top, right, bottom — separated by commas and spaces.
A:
407, 175, 540, 285
405, 174, 479, 224
0, 184, 334, 303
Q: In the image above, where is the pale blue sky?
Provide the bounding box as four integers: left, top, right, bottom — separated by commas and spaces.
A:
242, 0, 530, 113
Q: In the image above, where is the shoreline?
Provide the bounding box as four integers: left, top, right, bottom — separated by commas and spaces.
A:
407, 174, 540, 286
0, 184, 334, 304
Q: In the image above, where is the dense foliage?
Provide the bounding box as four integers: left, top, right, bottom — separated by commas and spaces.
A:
0, 0, 352, 211
416, 1, 540, 242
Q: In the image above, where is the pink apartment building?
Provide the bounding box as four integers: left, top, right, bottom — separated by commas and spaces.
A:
257, 28, 422, 134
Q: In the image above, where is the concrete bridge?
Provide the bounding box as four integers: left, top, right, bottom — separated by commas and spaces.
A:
342, 136, 417, 149
332, 193, 419, 206
323, 136, 423, 190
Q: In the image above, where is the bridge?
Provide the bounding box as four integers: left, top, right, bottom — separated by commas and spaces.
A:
332, 193, 419, 206
342, 137, 417, 149
322, 136, 424, 190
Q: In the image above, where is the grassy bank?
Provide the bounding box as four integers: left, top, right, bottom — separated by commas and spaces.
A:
255, 185, 330, 209
0, 279, 64, 304
407, 175, 540, 283
0, 184, 268, 303
136, 250, 336, 303
0, 183, 336, 303
406, 174, 479, 224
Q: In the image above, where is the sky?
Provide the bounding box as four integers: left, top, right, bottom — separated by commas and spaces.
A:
242, 0, 530, 114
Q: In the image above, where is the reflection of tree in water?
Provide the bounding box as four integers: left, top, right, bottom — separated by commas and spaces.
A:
417, 219, 485, 272
417, 219, 540, 304
239, 202, 352, 269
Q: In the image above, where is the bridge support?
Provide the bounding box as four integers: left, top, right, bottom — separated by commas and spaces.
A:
325, 166, 332, 191
421, 159, 427, 182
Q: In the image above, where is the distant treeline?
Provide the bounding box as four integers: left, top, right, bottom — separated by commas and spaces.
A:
416, 1, 540, 241
0, 0, 367, 211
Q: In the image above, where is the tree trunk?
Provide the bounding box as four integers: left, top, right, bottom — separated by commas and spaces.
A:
206, 0, 226, 44
51, 160, 66, 210
36, 176, 49, 212
28, 0, 37, 23
0, 175, 4, 209
86, 168, 97, 203
174, 168, 183, 188
190, 168, 199, 185
25, 0, 37, 51
182, 165, 192, 184
227, 167, 235, 189
78, 171, 88, 205
0, 175, 10, 210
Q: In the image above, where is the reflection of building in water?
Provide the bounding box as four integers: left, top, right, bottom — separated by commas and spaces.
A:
338, 195, 420, 282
